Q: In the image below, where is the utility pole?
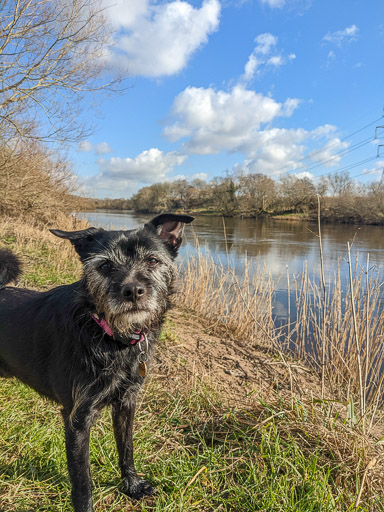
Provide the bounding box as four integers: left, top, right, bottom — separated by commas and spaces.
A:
375, 126, 384, 139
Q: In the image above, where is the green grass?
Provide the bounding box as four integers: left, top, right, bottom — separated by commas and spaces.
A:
0, 378, 381, 512
1, 219, 383, 511
0, 232, 81, 288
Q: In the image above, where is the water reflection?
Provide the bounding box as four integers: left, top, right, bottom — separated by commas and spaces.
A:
80, 210, 384, 323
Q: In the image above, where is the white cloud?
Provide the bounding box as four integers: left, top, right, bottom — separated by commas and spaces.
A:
78, 140, 94, 152
163, 79, 346, 179
232, 125, 345, 176
97, 148, 187, 182
294, 171, 315, 180
241, 33, 294, 82
362, 160, 384, 178
167, 172, 209, 182
82, 148, 187, 197
243, 54, 262, 82
78, 140, 112, 154
323, 25, 359, 46
106, 0, 150, 27
253, 33, 278, 55
311, 124, 337, 138
308, 138, 349, 167
259, 0, 313, 13
232, 127, 309, 175
191, 172, 209, 181
260, 0, 286, 8
326, 50, 337, 65
104, 0, 221, 77
267, 55, 283, 67
164, 84, 301, 154
95, 142, 112, 154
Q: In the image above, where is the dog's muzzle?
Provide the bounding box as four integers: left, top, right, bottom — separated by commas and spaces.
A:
121, 282, 146, 304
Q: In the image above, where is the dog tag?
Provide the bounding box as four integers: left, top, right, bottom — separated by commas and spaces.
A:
139, 360, 147, 377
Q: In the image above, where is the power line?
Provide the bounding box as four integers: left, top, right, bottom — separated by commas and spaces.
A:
286, 136, 374, 175
316, 155, 377, 179
349, 166, 384, 182
271, 116, 382, 175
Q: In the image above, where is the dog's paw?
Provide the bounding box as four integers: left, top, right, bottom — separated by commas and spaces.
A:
121, 478, 154, 499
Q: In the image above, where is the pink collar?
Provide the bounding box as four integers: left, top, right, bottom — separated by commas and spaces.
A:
91, 313, 147, 345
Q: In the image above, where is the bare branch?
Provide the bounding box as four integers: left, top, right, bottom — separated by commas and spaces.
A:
0, 0, 124, 143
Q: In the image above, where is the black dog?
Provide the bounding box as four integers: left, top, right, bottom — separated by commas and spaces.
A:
0, 213, 193, 512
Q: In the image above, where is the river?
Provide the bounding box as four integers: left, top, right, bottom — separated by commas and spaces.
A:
79, 210, 384, 325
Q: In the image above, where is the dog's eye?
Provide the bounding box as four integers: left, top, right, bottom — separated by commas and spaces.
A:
98, 261, 112, 272
146, 257, 159, 266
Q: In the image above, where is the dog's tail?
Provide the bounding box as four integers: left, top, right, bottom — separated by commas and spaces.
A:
0, 248, 21, 288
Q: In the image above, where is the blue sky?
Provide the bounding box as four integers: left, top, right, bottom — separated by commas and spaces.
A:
73, 0, 384, 198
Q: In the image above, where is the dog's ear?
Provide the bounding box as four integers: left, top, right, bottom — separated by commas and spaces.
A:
50, 227, 102, 259
146, 214, 194, 252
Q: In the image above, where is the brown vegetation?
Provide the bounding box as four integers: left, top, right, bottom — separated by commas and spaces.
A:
177, 238, 384, 435
91, 197, 133, 210
1, 217, 383, 506
127, 171, 384, 224
0, 0, 125, 225
0, 141, 81, 223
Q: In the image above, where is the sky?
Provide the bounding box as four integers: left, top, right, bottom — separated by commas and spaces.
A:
72, 0, 384, 199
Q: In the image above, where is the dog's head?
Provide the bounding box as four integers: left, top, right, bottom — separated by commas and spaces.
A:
51, 214, 194, 334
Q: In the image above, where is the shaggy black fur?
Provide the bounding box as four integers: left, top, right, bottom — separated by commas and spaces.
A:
0, 248, 21, 289
0, 214, 193, 512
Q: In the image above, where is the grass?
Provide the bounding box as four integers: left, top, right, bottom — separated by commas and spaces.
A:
0, 215, 383, 511
0, 214, 83, 288
1, 377, 382, 511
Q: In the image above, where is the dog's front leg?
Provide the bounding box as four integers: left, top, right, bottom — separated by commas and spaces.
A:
62, 411, 96, 512
112, 399, 154, 499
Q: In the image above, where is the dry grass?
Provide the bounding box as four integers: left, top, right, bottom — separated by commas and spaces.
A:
0, 142, 82, 223
179, 246, 275, 346
0, 214, 85, 288
177, 240, 384, 431
1, 216, 384, 508
293, 256, 384, 416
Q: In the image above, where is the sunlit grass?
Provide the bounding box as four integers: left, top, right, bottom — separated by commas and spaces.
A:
0, 216, 383, 510
1, 378, 381, 512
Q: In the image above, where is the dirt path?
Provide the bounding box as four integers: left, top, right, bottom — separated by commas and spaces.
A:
152, 308, 324, 405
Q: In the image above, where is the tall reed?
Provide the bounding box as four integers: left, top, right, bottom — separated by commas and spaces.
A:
293, 255, 384, 411
179, 246, 275, 346
177, 241, 384, 420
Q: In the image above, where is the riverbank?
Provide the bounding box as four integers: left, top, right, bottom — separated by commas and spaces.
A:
86, 204, 384, 226
0, 216, 383, 511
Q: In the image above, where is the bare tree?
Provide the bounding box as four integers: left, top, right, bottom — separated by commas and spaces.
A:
170, 179, 192, 210
130, 183, 172, 213
279, 175, 317, 213
238, 172, 276, 215
0, 139, 80, 221
316, 176, 329, 197
0, 0, 121, 143
210, 176, 239, 216
368, 180, 384, 214
327, 171, 354, 197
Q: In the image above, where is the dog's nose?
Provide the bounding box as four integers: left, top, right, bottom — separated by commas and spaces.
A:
121, 282, 145, 302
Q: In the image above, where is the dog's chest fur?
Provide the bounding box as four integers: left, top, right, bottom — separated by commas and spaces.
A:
0, 283, 158, 409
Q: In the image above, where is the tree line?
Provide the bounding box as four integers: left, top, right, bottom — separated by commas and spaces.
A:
121, 171, 384, 224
